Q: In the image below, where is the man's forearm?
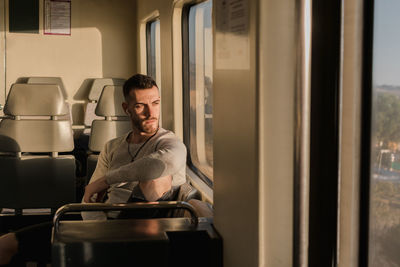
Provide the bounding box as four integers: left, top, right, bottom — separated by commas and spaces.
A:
105, 144, 186, 185
139, 175, 172, 202
83, 177, 110, 203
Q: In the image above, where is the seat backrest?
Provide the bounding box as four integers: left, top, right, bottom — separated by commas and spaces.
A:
95, 85, 126, 117
170, 183, 202, 218
84, 78, 126, 130
88, 85, 131, 153
4, 83, 68, 116
26, 77, 72, 122
0, 83, 73, 154
0, 83, 76, 209
175, 182, 202, 202
27, 77, 68, 99
88, 78, 126, 102
186, 199, 214, 218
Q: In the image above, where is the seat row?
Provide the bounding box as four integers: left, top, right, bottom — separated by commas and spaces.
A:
0, 77, 130, 211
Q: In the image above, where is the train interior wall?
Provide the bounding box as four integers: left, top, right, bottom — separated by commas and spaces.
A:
0, 0, 300, 266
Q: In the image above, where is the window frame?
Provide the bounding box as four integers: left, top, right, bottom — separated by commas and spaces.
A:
144, 16, 162, 126
359, 0, 375, 265
307, 0, 342, 265
181, 1, 213, 188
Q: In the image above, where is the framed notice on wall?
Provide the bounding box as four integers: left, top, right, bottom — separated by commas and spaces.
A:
44, 0, 71, 35
215, 0, 249, 70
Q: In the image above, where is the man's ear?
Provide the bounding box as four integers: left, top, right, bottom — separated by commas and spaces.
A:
122, 102, 129, 115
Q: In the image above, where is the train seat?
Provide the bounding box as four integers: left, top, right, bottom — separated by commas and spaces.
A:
26, 77, 71, 121
52, 202, 222, 267
71, 78, 125, 180
83, 78, 126, 134
86, 84, 131, 180
26, 77, 68, 99
0, 84, 76, 211
170, 182, 202, 217
186, 199, 213, 217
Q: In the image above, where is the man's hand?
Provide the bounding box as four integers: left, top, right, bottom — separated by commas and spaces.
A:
83, 177, 110, 203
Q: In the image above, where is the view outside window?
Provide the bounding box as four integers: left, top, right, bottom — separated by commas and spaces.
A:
146, 19, 162, 123
147, 19, 161, 86
188, 0, 213, 180
369, 0, 400, 266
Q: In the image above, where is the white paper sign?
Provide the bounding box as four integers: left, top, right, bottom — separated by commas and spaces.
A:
44, 0, 71, 35
216, 0, 249, 70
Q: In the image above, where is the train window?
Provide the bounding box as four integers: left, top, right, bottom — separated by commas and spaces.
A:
146, 19, 161, 87
368, 0, 400, 266
182, 0, 213, 184
146, 18, 162, 125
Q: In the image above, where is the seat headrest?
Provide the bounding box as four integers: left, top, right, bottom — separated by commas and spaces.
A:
27, 77, 67, 99
95, 85, 127, 117
4, 84, 69, 116
89, 78, 126, 102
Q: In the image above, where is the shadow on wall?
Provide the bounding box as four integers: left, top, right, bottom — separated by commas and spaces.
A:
74, 0, 138, 79
0, 134, 21, 152
72, 79, 95, 125
72, 0, 137, 126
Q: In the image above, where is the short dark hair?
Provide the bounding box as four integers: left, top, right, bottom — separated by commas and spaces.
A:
123, 74, 158, 100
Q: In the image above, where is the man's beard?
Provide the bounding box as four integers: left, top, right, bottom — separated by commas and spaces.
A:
133, 117, 158, 134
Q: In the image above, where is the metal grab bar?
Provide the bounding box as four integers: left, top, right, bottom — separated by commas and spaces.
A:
53, 201, 199, 233
294, 0, 312, 266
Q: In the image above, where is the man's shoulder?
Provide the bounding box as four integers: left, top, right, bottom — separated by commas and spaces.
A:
156, 128, 181, 142
153, 128, 185, 152
105, 133, 129, 150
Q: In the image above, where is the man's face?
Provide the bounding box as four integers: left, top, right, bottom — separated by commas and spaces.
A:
123, 86, 160, 135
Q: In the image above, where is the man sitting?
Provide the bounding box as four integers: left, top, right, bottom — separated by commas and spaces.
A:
83, 73, 186, 219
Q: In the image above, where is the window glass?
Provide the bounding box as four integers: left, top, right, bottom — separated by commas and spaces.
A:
146, 19, 161, 87
146, 19, 162, 124
369, 0, 400, 266
186, 0, 213, 181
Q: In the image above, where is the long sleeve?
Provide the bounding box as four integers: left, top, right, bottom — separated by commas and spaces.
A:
81, 143, 110, 221
88, 143, 110, 184
105, 137, 186, 185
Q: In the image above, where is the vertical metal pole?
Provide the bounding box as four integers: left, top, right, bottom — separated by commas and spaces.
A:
294, 0, 312, 266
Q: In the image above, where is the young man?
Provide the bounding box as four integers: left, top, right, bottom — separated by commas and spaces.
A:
82, 74, 186, 219
0, 74, 187, 265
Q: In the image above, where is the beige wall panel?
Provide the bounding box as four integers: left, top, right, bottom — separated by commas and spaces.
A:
213, 0, 259, 265
5, 0, 137, 123
214, 70, 259, 267
258, 0, 296, 266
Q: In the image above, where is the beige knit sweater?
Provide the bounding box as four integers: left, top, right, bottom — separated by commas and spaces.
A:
82, 128, 186, 220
